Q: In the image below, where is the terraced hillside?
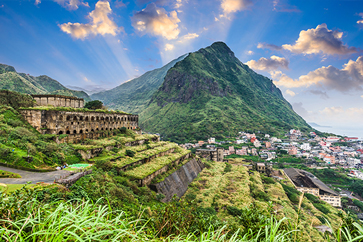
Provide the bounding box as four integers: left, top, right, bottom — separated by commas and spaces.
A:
183, 159, 344, 242
77, 136, 192, 187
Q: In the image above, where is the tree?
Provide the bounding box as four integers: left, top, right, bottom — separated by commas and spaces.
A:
84, 100, 103, 110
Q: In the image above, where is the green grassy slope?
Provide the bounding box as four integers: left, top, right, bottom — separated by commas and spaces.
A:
140, 42, 311, 142
184, 159, 344, 242
91, 54, 187, 113
0, 64, 91, 101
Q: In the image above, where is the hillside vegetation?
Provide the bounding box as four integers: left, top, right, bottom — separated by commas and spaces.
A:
91, 54, 187, 113
0, 64, 91, 101
140, 42, 311, 142
183, 159, 345, 242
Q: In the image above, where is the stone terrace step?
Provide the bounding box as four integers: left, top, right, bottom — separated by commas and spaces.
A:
125, 147, 191, 186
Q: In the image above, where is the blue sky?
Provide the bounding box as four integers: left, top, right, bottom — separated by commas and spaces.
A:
1, 0, 363, 136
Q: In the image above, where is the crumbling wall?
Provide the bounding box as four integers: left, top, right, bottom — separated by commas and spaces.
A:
151, 158, 204, 202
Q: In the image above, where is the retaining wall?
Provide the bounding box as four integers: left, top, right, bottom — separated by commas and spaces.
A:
150, 158, 204, 202
139, 152, 192, 187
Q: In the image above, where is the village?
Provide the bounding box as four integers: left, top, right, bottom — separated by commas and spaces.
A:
180, 129, 363, 170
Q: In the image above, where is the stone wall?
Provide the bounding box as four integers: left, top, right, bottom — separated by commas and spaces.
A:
139, 153, 191, 187
150, 158, 204, 202
32, 95, 84, 108
20, 109, 139, 143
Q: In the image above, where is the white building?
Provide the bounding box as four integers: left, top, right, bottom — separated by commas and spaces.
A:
301, 143, 311, 151
254, 140, 261, 148
208, 137, 215, 144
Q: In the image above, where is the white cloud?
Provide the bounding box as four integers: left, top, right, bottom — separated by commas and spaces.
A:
285, 89, 296, 97
215, 17, 219, 21
221, 0, 252, 15
131, 3, 180, 40
282, 24, 358, 55
272, 56, 363, 92
54, 0, 89, 10
358, 13, 363, 25
35, 0, 41, 5
174, 0, 184, 9
247, 50, 254, 55
177, 33, 199, 43
246, 55, 289, 71
164, 43, 174, 51
59, 1, 122, 40
83, 76, 91, 82
361, 95, 363, 98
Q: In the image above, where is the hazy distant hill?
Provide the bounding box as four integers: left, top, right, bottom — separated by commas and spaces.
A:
91, 54, 187, 113
0, 64, 91, 101
139, 42, 311, 142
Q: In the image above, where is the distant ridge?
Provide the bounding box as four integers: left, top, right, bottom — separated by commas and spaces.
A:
91, 54, 187, 114
0, 64, 91, 101
308, 122, 332, 128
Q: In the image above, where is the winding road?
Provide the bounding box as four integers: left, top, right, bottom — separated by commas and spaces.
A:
0, 166, 70, 184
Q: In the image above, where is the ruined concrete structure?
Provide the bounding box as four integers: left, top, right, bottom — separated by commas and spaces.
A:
196, 147, 224, 162
32, 94, 84, 108
20, 95, 139, 143
284, 168, 341, 207
20, 109, 139, 143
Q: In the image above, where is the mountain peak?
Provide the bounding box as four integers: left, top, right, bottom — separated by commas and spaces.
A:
0, 64, 16, 74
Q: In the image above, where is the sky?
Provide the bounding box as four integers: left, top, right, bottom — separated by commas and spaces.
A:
1, 0, 363, 137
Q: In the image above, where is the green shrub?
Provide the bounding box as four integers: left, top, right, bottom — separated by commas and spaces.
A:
261, 175, 275, 184
313, 203, 330, 214
156, 193, 165, 201
126, 149, 135, 157
305, 193, 320, 203
224, 162, 232, 173
281, 183, 301, 204
84, 100, 103, 110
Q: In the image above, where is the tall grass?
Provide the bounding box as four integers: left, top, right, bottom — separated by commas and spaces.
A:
0, 199, 298, 242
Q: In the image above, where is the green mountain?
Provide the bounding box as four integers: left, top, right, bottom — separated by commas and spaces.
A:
139, 42, 311, 142
90, 54, 187, 113
0, 64, 91, 101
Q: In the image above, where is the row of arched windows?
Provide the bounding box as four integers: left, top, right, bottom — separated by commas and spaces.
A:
59, 115, 138, 122
58, 127, 120, 135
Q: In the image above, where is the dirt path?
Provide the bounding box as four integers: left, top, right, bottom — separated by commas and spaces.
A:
0, 166, 70, 184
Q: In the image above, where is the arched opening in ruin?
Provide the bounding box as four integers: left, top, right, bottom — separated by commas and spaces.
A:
96, 117, 99, 121
73, 116, 78, 121
96, 128, 99, 131
128, 117, 130, 121
105, 128, 108, 130
101, 117, 104, 121
80, 130, 83, 134
66, 130, 70, 134
66, 116, 71, 121
105, 117, 109, 121
80, 116, 84, 121
85, 116, 89, 121
59, 115, 63, 121
85, 129, 88, 133
91, 117, 95, 121
58, 131, 63, 134
101, 128, 104, 130
73, 130, 77, 134
91, 129, 94, 132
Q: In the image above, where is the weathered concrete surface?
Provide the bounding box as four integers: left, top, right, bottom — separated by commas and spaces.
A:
0, 166, 70, 184
151, 158, 204, 202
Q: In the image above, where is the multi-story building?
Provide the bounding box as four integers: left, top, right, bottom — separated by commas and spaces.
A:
284, 168, 341, 207
196, 147, 224, 162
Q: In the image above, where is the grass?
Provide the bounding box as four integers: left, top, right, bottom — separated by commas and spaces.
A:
152, 158, 193, 183
113, 142, 179, 169
0, 169, 21, 178
125, 147, 190, 179
0, 183, 36, 193
183, 158, 343, 242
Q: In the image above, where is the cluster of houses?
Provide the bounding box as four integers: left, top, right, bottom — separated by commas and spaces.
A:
181, 129, 363, 167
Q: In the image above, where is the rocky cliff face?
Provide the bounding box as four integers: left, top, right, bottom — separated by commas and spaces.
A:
139, 42, 311, 143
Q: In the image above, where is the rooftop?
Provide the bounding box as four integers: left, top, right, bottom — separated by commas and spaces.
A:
284, 167, 338, 196
31, 94, 84, 101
